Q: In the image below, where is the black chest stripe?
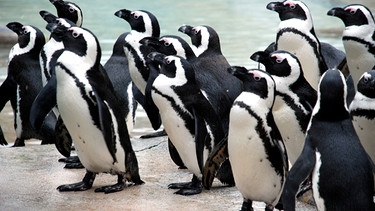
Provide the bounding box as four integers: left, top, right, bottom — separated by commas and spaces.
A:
343, 36, 375, 55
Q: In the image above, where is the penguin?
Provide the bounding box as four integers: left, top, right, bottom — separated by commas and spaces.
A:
4, 22, 55, 147
147, 52, 234, 195
250, 50, 317, 165
47, 23, 143, 193
327, 4, 375, 88
49, 0, 83, 27
282, 69, 375, 211
114, 8, 162, 131
226, 66, 288, 211
349, 69, 375, 165
0, 73, 17, 146
266, 0, 328, 90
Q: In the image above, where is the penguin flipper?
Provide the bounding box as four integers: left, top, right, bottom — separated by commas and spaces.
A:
29, 76, 57, 130
202, 137, 228, 190
192, 107, 208, 174
92, 88, 117, 164
55, 116, 73, 157
282, 134, 316, 211
0, 75, 17, 111
144, 66, 161, 130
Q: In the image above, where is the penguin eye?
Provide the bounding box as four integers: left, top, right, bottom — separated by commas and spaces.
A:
290, 5, 295, 9
254, 75, 261, 81
68, 7, 75, 13
133, 14, 140, 19
72, 31, 79, 38
276, 59, 283, 63
164, 42, 170, 46
350, 10, 356, 14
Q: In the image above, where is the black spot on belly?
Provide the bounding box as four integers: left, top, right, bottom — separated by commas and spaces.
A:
260, 159, 263, 162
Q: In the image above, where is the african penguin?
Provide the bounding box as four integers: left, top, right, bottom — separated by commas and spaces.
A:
50, 0, 83, 27
147, 52, 234, 195
250, 49, 317, 165
349, 70, 375, 166
227, 66, 288, 211
5, 22, 55, 147
327, 4, 375, 88
282, 69, 374, 210
48, 23, 143, 193
267, 0, 328, 90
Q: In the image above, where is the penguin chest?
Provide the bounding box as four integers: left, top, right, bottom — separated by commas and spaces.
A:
351, 115, 375, 163
56, 74, 125, 174
272, 97, 305, 165
228, 106, 283, 204
277, 32, 320, 89
344, 40, 375, 84
152, 90, 201, 176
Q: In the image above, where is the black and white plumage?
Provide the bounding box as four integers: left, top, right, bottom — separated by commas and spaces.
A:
3, 22, 55, 147
48, 24, 143, 193
327, 4, 375, 87
282, 69, 374, 211
148, 52, 233, 195
227, 66, 288, 211
267, 0, 327, 90
349, 70, 375, 165
250, 50, 317, 165
50, 0, 83, 27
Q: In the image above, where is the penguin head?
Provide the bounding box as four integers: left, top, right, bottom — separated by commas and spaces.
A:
228, 66, 275, 100
178, 25, 221, 57
148, 52, 194, 82
327, 4, 375, 27
6, 22, 45, 51
313, 69, 349, 120
140, 35, 195, 60
115, 9, 160, 38
50, 0, 83, 27
251, 50, 302, 81
266, 0, 310, 22
52, 25, 100, 63
357, 70, 375, 99
40, 10, 75, 27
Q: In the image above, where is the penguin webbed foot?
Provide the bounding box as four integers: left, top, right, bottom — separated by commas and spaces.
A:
94, 175, 126, 194
139, 130, 167, 139
168, 175, 202, 195
12, 138, 25, 147
58, 156, 84, 169
57, 171, 95, 192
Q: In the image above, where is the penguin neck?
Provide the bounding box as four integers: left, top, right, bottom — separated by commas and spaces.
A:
279, 18, 313, 33
343, 24, 375, 40
9, 33, 38, 62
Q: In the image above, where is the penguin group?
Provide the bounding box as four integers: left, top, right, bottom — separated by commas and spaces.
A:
0, 0, 375, 210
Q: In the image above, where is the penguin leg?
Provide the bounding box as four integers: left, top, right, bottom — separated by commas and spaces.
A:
12, 138, 25, 147
240, 198, 254, 211
265, 204, 275, 211
168, 175, 202, 195
57, 170, 96, 192
58, 156, 84, 169
95, 174, 126, 194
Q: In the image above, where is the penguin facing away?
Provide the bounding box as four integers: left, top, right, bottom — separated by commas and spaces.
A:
282, 69, 374, 211
49, 23, 143, 193
227, 66, 288, 211
349, 69, 375, 165
250, 49, 317, 165
267, 0, 328, 90
4, 22, 56, 147
327, 4, 375, 88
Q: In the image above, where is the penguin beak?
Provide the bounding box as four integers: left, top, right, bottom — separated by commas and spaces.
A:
39, 10, 58, 24
266, 2, 283, 12
139, 37, 161, 48
50, 0, 64, 6
148, 52, 166, 65
227, 66, 248, 76
250, 51, 269, 65
327, 7, 345, 18
6, 22, 24, 36
178, 25, 194, 36
114, 9, 131, 21
47, 23, 68, 38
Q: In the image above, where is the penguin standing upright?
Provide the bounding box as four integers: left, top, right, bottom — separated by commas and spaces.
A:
46, 23, 143, 193
250, 50, 317, 165
266, 0, 327, 90
3, 22, 55, 146
227, 66, 288, 211
327, 4, 375, 87
282, 69, 374, 211
349, 69, 375, 165
147, 52, 234, 195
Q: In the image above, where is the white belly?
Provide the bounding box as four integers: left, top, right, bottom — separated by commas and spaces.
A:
352, 116, 375, 163
228, 105, 283, 205
57, 75, 125, 174
152, 91, 201, 177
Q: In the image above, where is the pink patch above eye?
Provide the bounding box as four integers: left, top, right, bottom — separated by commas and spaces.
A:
272, 54, 284, 63
283, 1, 295, 7
344, 7, 356, 13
